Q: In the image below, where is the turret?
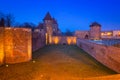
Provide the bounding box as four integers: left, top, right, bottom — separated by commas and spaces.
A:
52, 18, 59, 35
43, 12, 53, 44
89, 22, 101, 40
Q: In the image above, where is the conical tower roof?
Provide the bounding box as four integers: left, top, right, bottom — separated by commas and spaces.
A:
90, 22, 101, 27
43, 12, 53, 20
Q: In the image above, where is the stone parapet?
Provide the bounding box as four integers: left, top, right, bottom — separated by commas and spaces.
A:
77, 39, 120, 73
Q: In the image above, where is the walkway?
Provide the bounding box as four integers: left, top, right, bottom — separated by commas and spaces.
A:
0, 45, 116, 80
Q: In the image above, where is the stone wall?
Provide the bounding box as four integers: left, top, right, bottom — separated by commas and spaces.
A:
90, 26, 101, 40
0, 27, 32, 64
32, 30, 46, 51
75, 31, 89, 39
0, 28, 4, 65
77, 39, 120, 73
51, 36, 76, 45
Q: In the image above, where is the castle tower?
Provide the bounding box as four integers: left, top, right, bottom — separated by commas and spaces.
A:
43, 12, 53, 44
52, 18, 59, 35
90, 22, 101, 40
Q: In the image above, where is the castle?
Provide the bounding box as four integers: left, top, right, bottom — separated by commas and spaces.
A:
0, 12, 120, 75
33, 12, 120, 48
33, 12, 76, 46
75, 22, 120, 40
34, 12, 61, 44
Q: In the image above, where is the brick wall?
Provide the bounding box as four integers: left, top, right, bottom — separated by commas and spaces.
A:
75, 31, 89, 39
51, 36, 76, 45
0, 28, 4, 65
0, 27, 32, 64
77, 39, 120, 73
32, 30, 46, 51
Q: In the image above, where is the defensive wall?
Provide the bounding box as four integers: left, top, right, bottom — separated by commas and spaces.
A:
32, 30, 46, 51
77, 39, 120, 73
50, 36, 77, 45
0, 27, 32, 65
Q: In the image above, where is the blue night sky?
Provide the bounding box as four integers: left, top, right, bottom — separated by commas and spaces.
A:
0, 0, 120, 32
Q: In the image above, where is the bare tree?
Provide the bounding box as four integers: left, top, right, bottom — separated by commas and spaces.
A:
0, 12, 5, 27
14, 22, 36, 31
0, 18, 5, 27
0, 12, 15, 27
65, 29, 73, 36
5, 13, 14, 27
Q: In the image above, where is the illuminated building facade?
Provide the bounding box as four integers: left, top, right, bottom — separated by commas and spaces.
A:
35, 12, 61, 45
75, 22, 120, 40
34, 12, 76, 45
41, 12, 76, 45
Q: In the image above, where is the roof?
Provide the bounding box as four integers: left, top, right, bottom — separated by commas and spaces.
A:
43, 12, 53, 20
52, 18, 58, 24
37, 23, 44, 29
90, 22, 101, 27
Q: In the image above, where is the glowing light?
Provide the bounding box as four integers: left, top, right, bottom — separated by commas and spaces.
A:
46, 33, 48, 45
107, 32, 112, 36
101, 33, 104, 36
54, 37, 59, 44
0, 28, 4, 64
32, 60, 36, 63
6, 65, 8, 67
28, 32, 32, 60
49, 35, 52, 44
73, 37, 77, 44
40, 75, 43, 77
118, 32, 120, 36
67, 37, 72, 45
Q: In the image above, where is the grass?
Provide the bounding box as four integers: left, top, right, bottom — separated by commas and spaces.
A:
0, 45, 117, 80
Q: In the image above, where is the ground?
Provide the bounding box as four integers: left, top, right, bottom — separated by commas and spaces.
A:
0, 45, 116, 80
114, 44, 120, 48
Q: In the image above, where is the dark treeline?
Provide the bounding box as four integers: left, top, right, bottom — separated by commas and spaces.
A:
0, 12, 14, 27
61, 29, 74, 36
0, 12, 73, 34
0, 12, 36, 30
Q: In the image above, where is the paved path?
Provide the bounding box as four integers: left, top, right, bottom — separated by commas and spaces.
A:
0, 45, 116, 80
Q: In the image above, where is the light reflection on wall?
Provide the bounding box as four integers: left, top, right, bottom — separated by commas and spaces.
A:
101, 32, 112, 36
118, 32, 120, 36
4, 28, 14, 61
0, 28, 4, 64
73, 37, 77, 44
54, 37, 59, 44
46, 33, 48, 45
107, 32, 112, 36
0, 27, 32, 64
49, 35, 52, 44
28, 31, 32, 60
101, 33, 104, 36
67, 37, 72, 45
51, 36, 77, 45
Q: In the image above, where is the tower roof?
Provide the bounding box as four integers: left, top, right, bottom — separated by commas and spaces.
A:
37, 23, 44, 29
90, 22, 101, 27
52, 18, 58, 24
43, 12, 53, 20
